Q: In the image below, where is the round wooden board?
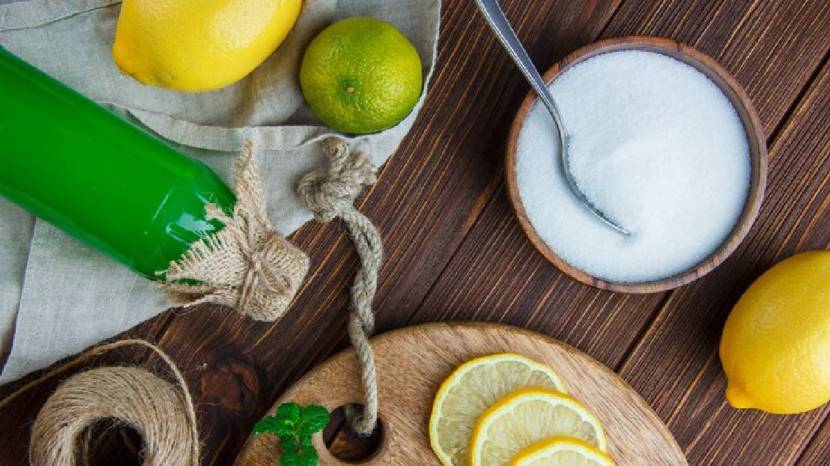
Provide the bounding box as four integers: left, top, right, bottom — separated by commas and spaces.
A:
235, 322, 686, 465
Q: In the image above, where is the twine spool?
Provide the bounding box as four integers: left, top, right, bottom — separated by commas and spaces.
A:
0, 340, 199, 466
30, 366, 197, 466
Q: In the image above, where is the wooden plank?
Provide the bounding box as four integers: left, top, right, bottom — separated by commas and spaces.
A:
411, 0, 830, 365
797, 403, 830, 465
603, 0, 830, 137
618, 59, 830, 464
409, 1, 830, 463
410, 190, 664, 369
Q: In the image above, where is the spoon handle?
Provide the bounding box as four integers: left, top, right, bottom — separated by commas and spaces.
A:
472, 0, 566, 129
473, 0, 631, 236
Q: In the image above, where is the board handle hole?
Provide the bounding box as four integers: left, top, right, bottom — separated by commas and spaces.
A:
324, 404, 384, 463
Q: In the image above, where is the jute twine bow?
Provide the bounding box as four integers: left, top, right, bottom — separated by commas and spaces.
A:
0, 340, 199, 466
297, 138, 382, 435
161, 140, 310, 322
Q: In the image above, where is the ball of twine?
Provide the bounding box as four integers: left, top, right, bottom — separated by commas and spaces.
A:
30, 366, 196, 466
0, 340, 200, 466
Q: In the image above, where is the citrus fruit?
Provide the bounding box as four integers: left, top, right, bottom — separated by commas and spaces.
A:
429, 354, 566, 466
510, 437, 616, 466
720, 250, 830, 414
113, 0, 301, 91
469, 387, 606, 466
299, 17, 423, 134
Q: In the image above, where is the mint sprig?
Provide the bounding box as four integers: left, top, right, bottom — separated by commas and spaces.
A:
254, 403, 330, 466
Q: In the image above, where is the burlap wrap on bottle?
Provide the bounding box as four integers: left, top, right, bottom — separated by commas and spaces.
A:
160, 141, 310, 322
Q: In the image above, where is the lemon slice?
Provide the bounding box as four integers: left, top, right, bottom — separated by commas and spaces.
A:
429, 354, 566, 465
469, 388, 606, 466
510, 437, 616, 466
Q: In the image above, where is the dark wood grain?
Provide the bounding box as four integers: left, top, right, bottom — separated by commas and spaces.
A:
409, 0, 830, 463
409, 0, 830, 369
603, 0, 830, 137
1, 0, 829, 465
618, 58, 830, 466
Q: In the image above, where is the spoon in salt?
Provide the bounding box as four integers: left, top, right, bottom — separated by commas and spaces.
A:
474, 0, 630, 235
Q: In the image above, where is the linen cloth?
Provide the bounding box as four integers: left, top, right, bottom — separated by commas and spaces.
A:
0, 0, 440, 383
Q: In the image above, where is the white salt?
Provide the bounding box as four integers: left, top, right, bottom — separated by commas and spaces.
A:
516, 50, 750, 283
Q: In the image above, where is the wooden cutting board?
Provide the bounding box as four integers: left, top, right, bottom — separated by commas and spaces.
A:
235, 322, 686, 465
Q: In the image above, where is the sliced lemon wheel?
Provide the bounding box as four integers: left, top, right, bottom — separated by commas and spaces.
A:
429, 354, 566, 466
469, 388, 606, 466
510, 437, 616, 466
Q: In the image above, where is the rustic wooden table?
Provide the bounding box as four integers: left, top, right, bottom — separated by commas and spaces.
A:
2, 0, 830, 464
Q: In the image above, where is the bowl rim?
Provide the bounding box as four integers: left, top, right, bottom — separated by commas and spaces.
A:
505, 35, 768, 294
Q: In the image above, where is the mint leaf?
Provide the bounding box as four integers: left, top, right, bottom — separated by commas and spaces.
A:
298, 405, 330, 437
296, 446, 319, 466
280, 451, 301, 466
279, 448, 318, 466
274, 418, 299, 436
276, 402, 302, 426
252, 416, 281, 435
279, 434, 298, 452
253, 402, 328, 466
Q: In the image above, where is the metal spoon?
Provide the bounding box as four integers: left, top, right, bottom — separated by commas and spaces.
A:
473, 0, 629, 235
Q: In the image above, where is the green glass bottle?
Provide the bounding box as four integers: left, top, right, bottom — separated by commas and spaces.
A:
0, 46, 236, 279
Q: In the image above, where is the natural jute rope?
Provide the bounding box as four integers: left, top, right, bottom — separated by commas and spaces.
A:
297, 138, 382, 435
161, 140, 310, 322
0, 339, 199, 466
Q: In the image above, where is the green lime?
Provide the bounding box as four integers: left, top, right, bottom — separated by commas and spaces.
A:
300, 17, 423, 134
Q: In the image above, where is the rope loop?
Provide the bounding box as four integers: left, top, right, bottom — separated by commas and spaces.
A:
297, 138, 383, 435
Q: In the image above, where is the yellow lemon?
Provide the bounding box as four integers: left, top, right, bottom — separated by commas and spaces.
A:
299, 17, 422, 134
113, 0, 302, 92
720, 250, 830, 414
510, 437, 616, 466
429, 354, 566, 466
469, 388, 606, 466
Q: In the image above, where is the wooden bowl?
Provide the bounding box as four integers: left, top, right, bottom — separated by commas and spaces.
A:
505, 36, 767, 294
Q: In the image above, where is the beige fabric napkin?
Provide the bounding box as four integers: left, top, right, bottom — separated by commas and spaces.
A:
0, 0, 440, 383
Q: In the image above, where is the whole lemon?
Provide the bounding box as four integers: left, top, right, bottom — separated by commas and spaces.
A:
720, 251, 830, 414
113, 0, 302, 92
299, 17, 423, 134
